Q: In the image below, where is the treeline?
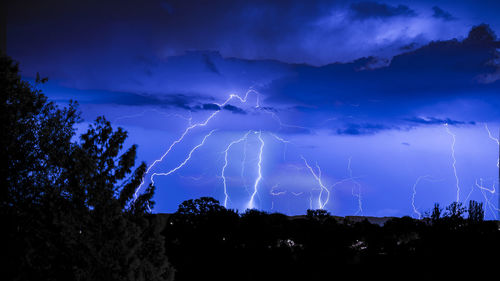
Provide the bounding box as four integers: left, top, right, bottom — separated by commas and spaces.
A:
164, 197, 499, 280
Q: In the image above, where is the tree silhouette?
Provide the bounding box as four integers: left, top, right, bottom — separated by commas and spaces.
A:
445, 201, 466, 219
176, 196, 226, 215
431, 203, 442, 222
1, 54, 171, 281
467, 200, 484, 222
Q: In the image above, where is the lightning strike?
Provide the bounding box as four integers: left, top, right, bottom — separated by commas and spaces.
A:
221, 131, 252, 207
464, 185, 475, 203
484, 123, 500, 168
270, 184, 287, 196
309, 191, 313, 210
269, 133, 290, 161
150, 130, 216, 185
347, 157, 363, 215
411, 175, 431, 219
444, 124, 460, 202
134, 89, 259, 199
474, 178, 499, 219
301, 156, 330, 209
260, 107, 313, 133
247, 131, 265, 209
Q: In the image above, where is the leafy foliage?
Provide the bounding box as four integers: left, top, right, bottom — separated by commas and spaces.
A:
468, 200, 484, 222
1, 54, 171, 281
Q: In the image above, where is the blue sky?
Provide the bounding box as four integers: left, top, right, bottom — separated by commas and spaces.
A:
7, 0, 500, 218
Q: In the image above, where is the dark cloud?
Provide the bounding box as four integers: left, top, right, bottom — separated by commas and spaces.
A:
8, 0, 469, 66
399, 42, 419, 51
223, 104, 247, 115
464, 23, 497, 43
50, 85, 216, 111
202, 54, 221, 75
258, 106, 279, 113
37, 23, 500, 136
336, 123, 395, 135
201, 103, 222, 111
91, 91, 195, 110
334, 116, 474, 136
404, 117, 474, 126
432, 6, 456, 21
265, 24, 500, 108
349, 1, 417, 19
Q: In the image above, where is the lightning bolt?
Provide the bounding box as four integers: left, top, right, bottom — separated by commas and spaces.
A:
270, 184, 287, 196
269, 133, 290, 161
150, 130, 216, 185
301, 156, 330, 209
239, 136, 252, 196
247, 131, 265, 209
411, 175, 431, 219
484, 123, 500, 168
221, 131, 252, 207
483, 123, 499, 219
473, 178, 499, 219
261, 108, 313, 133
309, 191, 314, 210
464, 185, 475, 203
128, 88, 342, 214
444, 123, 460, 202
269, 184, 285, 211
347, 157, 363, 215
410, 175, 443, 219
134, 89, 259, 199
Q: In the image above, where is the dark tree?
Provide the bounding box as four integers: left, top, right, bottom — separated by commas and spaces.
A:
467, 200, 484, 222
445, 201, 466, 219
1, 54, 171, 281
431, 203, 442, 222
1, 55, 79, 208
176, 196, 226, 215
1, 54, 79, 280
306, 208, 330, 221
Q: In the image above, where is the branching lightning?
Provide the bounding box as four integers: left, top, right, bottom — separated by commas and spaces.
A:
134, 89, 260, 199
270, 184, 287, 196
126, 87, 499, 219
444, 124, 460, 202
347, 157, 363, 215
411, 175, 431, 219
270, 133, 290, 161
261, 108, 313, 133
485, 123, 500, 168
301, 156, 330, 209
130, 87, 335, 213
482, 123, 500, 219
221, 131, 252, 207
150, 130, 216, 186
472, 178, 499, 219
247, 131, 265, 209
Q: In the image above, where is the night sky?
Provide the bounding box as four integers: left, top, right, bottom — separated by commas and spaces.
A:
7, 0, 500, 218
